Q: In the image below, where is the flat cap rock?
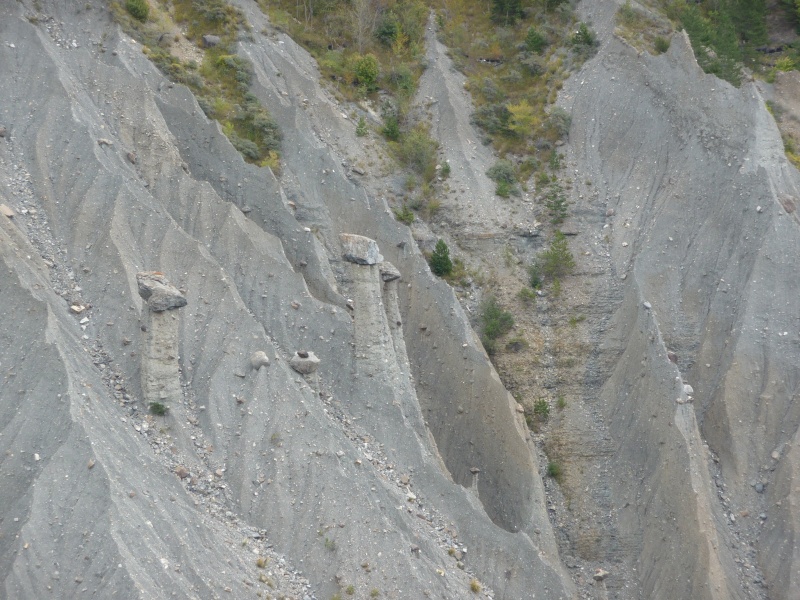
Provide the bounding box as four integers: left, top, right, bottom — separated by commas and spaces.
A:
340, 233, 383, 265
289, 350, 320, 374
379, 261, 401, 282
202, 34, 221, 48
136, 272, 187, 312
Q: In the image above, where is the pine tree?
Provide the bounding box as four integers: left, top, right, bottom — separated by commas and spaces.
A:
356, 116, 368, 137
491, 0, 523, 25
544, 183, 569, 225
430, 239, 453, 276
539, 231, 575, 279
126, 0, 149, 21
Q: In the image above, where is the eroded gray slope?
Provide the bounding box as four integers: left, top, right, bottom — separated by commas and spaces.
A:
0, 1, 573, 598
560, 22, 800, 599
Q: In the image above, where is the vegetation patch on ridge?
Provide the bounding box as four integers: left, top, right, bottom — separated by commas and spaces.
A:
436, 0, 595, 175
110, 0, 282, 170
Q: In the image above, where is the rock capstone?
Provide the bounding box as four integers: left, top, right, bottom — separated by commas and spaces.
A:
137, 272, 187, 312
202, 35, 221, 48
593, 569, 610, 581
289, 350, 320, 374
340, 233, 383, 265
250, 351, 270, 370
379, 261, 401, 282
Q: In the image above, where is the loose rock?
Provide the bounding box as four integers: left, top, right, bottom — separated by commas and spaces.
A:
593, 569, 610, 581
250, 351, 270, 370
289, 350, 320, 374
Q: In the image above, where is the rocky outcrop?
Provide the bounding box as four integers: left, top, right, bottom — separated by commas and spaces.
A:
340, 233, 384, 265
136, 271, 187, 312
137, 272, 186, 409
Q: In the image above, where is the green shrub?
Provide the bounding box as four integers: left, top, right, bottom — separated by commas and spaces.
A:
526, 27, 548, 54
397, 125, 438, 181
430, 239, 453, 276
425, 199, 442, 218
533, 398, 550, 420
486, 159, 516, 184
393, 204, 415, 225
545, 107, 572, 139
388, 65, 415, 95
356, 116, 368, 137
549, 150, 563, 172
355, 54, 380, 89
125, 0, 149, 21
572, 22, 596, 48
517, 287, 538, 305
506, 336, 528, 352
471, 103, 512, 135
539, 231, 575, 279
487, 160, 520, 197
528, 261, 542, 289
547, 461, 562, 480
675, 3, 749, 86
230, 134, 260, 160
440, 162, 451, 178
617, 1, 640, 28
544, 183, 569, 224
481, 296, 514, 342
382, 116, 400, 141
495, 180, 512, 197
491, 0, 523, 25
568, 314, 586, 327
654, 35, 671, 54
149, 402, 168, 416
376, 11, 400, 46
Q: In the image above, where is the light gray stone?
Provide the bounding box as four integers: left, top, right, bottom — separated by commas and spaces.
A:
340, 233, 383, 265
379, 261, 401, 282
289, 350, 320, 374
250, 351, 270, 370
137, 272, 187, 312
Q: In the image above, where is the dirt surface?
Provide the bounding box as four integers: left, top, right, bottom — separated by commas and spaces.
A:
2, 0, 800, 599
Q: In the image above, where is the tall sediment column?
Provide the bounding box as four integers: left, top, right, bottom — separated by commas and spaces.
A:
136, 271, 187, 410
